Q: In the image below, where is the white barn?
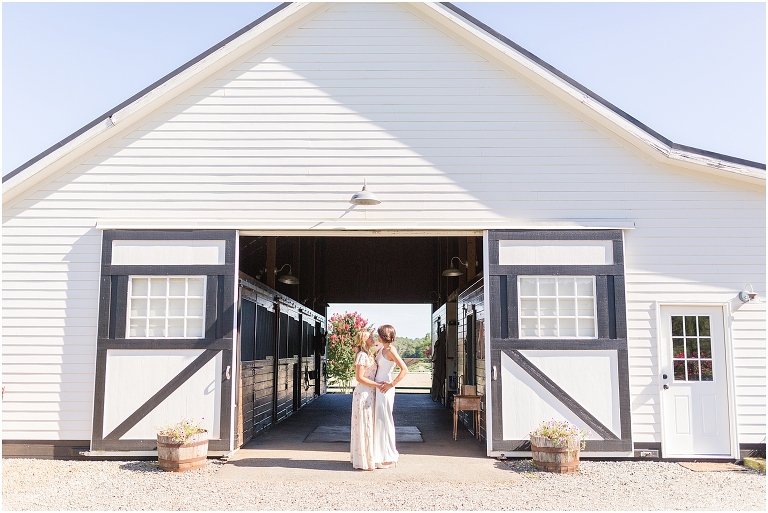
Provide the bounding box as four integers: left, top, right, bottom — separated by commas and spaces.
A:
2, 2, 765, 460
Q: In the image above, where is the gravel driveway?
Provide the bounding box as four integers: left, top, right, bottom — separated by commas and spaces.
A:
2, 458, 764, 511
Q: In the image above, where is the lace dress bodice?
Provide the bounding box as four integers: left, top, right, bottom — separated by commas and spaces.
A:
358, 352, 378, 381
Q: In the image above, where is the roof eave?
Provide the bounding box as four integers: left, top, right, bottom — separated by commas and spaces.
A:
3, 2, 327, 205
422, 2, 765, 185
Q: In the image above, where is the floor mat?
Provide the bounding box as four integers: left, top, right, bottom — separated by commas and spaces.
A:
678, 462, 746, 472
304, 425, 423, 443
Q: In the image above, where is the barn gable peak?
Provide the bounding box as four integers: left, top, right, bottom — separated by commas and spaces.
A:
3, 1, 764, 204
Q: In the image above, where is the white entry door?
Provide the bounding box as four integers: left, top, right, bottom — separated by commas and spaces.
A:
659, 306, 732, 457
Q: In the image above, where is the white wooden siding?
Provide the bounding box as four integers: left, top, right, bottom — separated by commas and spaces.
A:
2, 2, 764, 445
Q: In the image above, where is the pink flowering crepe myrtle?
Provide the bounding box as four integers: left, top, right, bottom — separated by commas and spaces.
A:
326, 312, 372, 393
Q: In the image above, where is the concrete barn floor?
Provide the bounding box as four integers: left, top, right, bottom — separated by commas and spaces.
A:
217, 392, 508, 483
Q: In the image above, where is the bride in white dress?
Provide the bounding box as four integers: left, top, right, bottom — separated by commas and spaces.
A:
373, 324, 409, 469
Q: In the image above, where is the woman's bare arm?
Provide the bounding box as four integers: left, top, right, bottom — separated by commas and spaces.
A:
355, 362, 378, 387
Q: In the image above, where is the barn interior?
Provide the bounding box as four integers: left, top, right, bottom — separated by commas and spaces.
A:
238, 235, 483, 310
235, 234, 484, 448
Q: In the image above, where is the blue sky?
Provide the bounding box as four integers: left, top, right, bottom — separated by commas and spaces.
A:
3, 1, 765, 175
328, 303, 432, 339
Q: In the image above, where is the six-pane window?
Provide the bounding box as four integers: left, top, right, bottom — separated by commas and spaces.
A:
671, 315, 713, 381
518, 276, 597, 339
127, 276, 206, 338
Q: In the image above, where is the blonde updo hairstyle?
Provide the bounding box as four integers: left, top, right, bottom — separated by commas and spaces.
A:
377, 325, 396, 345
354, 331, 372, 355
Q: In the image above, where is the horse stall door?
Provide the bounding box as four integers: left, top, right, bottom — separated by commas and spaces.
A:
486, 230, 632, 455
237, 297, 256, 447
275, 303, 301, 422
92, 230, 236, 453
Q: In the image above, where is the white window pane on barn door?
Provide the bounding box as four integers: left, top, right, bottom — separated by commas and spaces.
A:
126, 276, 207, 339
517, 276, 597, 339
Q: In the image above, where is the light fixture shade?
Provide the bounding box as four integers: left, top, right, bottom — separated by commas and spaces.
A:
278, 273, 300, 285
349, 182, 381, 205
442, 256, 468, 277
275, 264, 299, 285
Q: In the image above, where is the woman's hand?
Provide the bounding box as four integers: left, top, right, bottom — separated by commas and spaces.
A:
379, 381, 393, 393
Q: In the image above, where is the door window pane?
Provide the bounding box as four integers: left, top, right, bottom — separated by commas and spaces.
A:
520, 318, 538, 337
684, 316, 697, 336
686, 338, 699, 358
687, 360, 699, 381
674, 361, 686, 381
127, 276, 207, 339
539, 278, 556, 296
559, 317, 577, 337
519, 278, 537, 296
671, 316, 683, 336
671, 315, 713, 382
518, 276, 597, 339
672, 338, 685, 359
698, 316, 710, 336
150, 278, 167, 297
559, 298, 576, 316
169, 278, 186, 296
520, 299, 537, 316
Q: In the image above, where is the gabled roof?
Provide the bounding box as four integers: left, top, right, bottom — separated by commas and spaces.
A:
4, 2, 764, 201
441, 2, 765, 171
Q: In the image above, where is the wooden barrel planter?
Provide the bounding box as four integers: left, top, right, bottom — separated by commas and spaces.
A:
530, 435, 580, 473
157, 431, 208, 472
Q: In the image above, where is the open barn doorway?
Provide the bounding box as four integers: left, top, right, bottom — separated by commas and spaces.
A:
235, 234, 483, 448
326, 303, 433, 394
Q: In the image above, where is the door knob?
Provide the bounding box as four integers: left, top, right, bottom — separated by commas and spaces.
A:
492, 366, 498, 381
663, 384, 669, 390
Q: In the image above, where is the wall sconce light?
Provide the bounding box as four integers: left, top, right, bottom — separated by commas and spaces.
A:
738, 284, 757, 303
349, 179, 381, 205
275, 264, 299, 285
442, 256, 468, 277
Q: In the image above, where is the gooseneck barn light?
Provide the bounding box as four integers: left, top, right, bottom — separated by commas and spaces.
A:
442, 256, 469, 277
349, 179, 381, 205
275, 264, 300, 285
739, 284, 758, 303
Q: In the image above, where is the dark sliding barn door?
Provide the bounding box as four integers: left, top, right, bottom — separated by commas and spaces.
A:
91, 230, 236, 452
487, 230, 632, 453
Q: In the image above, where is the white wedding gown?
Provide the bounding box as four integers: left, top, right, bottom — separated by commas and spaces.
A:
373, 349, 399, 464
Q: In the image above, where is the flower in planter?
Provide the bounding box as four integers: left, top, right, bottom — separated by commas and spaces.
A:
155, 417, 207, 444
529, 419, 590, 450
